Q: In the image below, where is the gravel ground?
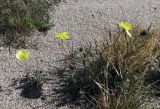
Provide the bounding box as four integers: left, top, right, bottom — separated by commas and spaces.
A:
0, 0, 160, 109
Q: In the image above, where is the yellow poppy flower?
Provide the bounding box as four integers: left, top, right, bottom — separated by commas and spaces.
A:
16, 49, 31, 61
55, 32, 69, 40
118, 21, 133, 37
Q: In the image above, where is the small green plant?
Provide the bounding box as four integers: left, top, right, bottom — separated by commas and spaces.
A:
15, 48, 43, 99
25, 16, 36, 30
26, 71, 43, 88
38, 21, 54, 32
25, 16, 54, 31
15, 48, 43, 87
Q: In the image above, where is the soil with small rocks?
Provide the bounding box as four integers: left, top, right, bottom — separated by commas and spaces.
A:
0, 0, 159, 109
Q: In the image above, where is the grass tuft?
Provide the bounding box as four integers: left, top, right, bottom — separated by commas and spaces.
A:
0, 0, 54, 34
68, 24, 160, 109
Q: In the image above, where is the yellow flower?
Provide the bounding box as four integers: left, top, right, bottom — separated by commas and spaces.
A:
118, 21, 133, 37
16, 49, 31, 61
55, 32, 69, 40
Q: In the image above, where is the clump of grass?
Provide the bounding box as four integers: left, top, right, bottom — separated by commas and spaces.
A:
0, 0, 54, 34
68, 23, 160, 109
104, 27, 159, 74
20, 71, 44, 99
26, 71, 43, 87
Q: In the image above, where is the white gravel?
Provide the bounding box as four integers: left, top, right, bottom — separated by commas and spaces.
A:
0, 0, 160, 108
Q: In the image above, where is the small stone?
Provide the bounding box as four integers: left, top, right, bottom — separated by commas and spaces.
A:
0, 86, 2, 91
41, 96, 46, 100
140, 31, 147, 36
40, 59, 43, 63
69, 65, 74, 70
92, 14, 95, 18
79, 47, 83, 52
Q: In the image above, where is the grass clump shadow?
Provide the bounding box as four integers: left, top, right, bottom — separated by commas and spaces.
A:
20, 71, 44, 99
10, 70, 44, 99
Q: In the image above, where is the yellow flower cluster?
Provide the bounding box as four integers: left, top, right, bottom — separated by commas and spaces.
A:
16, 21, 133, 61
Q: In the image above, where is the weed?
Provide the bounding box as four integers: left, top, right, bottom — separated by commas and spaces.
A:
38, 21, 54, 32
26, 71, 43, 87
25, 16, 36, 30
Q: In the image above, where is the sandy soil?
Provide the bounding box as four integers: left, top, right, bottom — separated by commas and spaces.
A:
0, 0, 159, 109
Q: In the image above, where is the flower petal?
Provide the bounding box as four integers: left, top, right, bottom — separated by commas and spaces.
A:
16, 49, 31, 61
118, 21, 133, 30
55, 32, 69, 40
126, 30, 132, 37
